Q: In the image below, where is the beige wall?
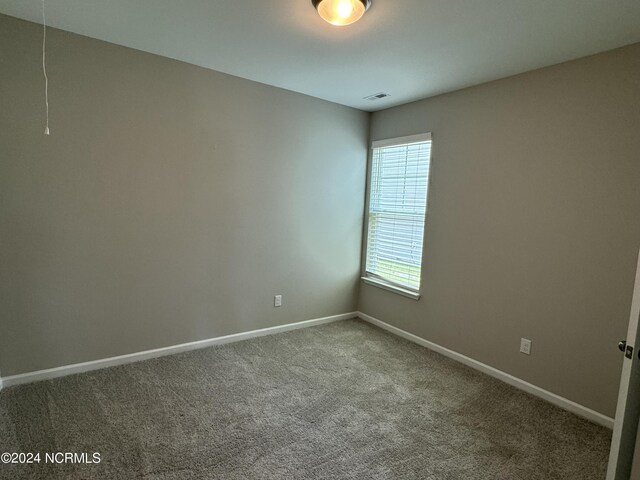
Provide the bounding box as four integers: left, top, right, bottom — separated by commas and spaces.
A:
0, 15, 368, 376
360, 43, 640, 417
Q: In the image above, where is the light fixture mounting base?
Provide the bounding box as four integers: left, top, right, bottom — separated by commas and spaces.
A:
311, 0, 372, 8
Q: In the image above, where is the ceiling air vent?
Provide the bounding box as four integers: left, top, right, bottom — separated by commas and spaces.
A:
364, 92, 390, 101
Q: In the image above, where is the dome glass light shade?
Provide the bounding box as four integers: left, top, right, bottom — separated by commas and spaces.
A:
312, 0, 371, 26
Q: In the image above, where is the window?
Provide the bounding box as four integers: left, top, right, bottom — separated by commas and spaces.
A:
363, 133, 432, 299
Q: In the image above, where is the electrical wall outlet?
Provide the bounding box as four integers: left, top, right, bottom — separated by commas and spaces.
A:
520, 338, 532, 355
274, 295, 282, 307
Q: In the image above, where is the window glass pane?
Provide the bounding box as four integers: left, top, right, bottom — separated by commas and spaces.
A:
366, 137, 432, 292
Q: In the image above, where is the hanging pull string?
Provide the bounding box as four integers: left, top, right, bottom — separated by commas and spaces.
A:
42, 0, 50, 135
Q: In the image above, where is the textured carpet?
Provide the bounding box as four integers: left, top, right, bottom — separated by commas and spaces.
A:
0, 319, 611, 479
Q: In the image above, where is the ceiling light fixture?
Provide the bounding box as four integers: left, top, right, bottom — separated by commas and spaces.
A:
312, 0, 371, 26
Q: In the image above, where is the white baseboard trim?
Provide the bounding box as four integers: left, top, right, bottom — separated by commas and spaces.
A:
0, 312, 357, 390
1, 310, 615, 429
357, 311, 614, 429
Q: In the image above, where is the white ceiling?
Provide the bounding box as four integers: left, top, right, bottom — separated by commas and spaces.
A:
2, 0, 639, 111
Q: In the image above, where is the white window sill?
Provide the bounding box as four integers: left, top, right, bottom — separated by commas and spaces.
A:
361, 276, 421, 300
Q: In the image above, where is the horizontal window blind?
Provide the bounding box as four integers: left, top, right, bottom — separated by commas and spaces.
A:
365, 134, 432, 292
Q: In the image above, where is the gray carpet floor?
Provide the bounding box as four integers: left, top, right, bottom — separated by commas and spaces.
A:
0, 319, 611, 479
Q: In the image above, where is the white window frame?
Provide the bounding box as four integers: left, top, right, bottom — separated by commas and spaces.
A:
361, 133, 433, 300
